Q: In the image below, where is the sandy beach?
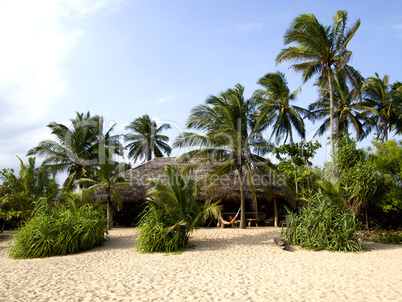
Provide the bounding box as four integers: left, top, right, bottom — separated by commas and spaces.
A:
1, 227, 401, 302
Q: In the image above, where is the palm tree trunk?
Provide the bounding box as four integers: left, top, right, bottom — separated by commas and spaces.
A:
107, 195, 112, 230
328, 65, 335, 155
273, 195, 278, 227
385, 124, 389, 142
238, 167, 246, 229
294, 165, 298, 195
289, 129, 293, 144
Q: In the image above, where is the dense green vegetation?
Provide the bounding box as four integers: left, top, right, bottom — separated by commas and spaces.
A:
378, 230, 402, 244
282, 193, 364, 252
9, 193, 107, 259
137, 165, 220, 253
0, 157, 59, 226
1, 9, 402, 255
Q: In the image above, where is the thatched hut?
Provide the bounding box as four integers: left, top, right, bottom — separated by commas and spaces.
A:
118, 157, 292, 226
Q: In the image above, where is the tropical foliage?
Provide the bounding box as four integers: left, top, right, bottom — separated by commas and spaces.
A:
2, 9, 402, 255
319, 135, 378, 229
77, 147, 133, 230
0, 157, 58, 224
362, 73, 402, 141
369, 140, 402, 228
307, 72, 374, 141
27, 112, 122, 188
9, 193, 107, 259
275, 141, 321, 198
174, 84, 282, 228
276, 9, 362, 154
253, 71, 307, 144
281, 192, 364, 252
137, 165, 220, 252
378, 230, 402, 244
124, 114, 172, 163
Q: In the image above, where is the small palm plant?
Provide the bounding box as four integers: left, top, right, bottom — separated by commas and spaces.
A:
77, 147, 134, 230
137, 165, 221, 253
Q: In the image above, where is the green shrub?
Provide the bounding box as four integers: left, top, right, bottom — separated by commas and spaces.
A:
9, 204, 106, 259
137, 204, 188, 253
137, 165, 220, 253
378, 230, 402, 244
281, 193, 365, 252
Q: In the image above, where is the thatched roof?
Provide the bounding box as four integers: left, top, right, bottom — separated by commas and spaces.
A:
115, 157, 289, 204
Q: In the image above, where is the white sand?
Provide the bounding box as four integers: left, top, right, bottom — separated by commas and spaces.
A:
1, 227, 401, 302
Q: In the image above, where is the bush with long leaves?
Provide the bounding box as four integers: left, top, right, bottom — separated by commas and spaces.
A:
281, 193, 364, 252
9, 196, 107, 259
137, 165, 221, 253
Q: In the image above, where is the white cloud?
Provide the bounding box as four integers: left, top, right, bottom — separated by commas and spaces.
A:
157, 96, 173, 103
0, 0, 126, 170
0, 0, 126, 125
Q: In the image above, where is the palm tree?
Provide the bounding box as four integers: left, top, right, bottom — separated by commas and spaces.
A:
362, 73, 402, 141
174, 84, 283, 229
307, 72, 375, 141
27, 112, 122, 188
276, 10, 362, 154
253, 71, 307, 144
77, 148, 133, 230
124, 114, 172, 163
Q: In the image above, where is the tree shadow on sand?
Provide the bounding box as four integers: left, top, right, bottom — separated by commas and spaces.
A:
186, 230, 282, 252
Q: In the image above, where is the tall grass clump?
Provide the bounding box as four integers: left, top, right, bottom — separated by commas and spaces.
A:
281, 193, 365, 252
9, 198, 107, 259
137, 165, 220, 253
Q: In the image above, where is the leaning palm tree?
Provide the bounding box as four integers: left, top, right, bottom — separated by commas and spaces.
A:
77, 148, 133, 230
27, 112, 122, 188
276, 10, 362, 154
174, 84, 284, 229
307, 72, 375, 141
253, 71, 308, 144
362, 73, 402, 141
124, 114, 172, 163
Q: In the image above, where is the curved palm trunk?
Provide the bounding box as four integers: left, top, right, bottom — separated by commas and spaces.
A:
238, 167, 246, 229
328, 65, 335, 155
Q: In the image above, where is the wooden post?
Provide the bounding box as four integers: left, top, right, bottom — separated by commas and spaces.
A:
273, 195, 278, 227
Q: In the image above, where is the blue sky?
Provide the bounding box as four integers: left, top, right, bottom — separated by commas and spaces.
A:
1, 0, 402, 174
